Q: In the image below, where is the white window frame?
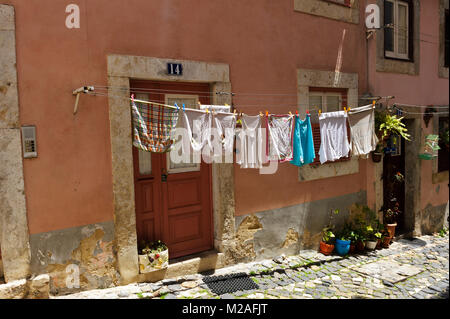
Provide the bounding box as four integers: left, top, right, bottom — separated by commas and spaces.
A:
164, 94, 201, 174
385, 0, 410, 60
308, 92, 343, 113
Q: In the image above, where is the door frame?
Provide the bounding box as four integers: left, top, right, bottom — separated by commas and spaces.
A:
107, 55, 236, 284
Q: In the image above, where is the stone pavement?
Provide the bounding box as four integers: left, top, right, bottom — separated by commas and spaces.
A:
54, 233, 449, 300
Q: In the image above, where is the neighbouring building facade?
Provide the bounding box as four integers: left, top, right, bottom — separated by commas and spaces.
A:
0, 0, 448, 295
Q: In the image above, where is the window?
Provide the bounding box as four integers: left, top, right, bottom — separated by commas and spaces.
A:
308, 87, 348, 114
308, 87, 350, 165
438, 116, 449, 173
384, 0, 411, 60
445, 9, 449, 68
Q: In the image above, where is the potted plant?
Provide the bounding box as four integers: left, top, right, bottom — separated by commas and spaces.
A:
319, 209, 339, 255
364, 225, 381, 251
376, 111, 411, 142
384, 206, 400, 240
138, 240, 169, 273
381, 228, 392, 248
348, 230, 359, 254
371, 143, 383, 163
335, 226, 352, 256
320, 226, 336, 256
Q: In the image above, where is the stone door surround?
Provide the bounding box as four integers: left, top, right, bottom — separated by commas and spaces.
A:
106, 55, 236, 284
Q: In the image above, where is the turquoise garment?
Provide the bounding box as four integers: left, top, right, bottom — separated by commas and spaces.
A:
290, 115, 315, 167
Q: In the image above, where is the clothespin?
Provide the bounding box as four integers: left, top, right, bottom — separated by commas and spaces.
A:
344, 107, 347, 112
206, 108, 209, 114
131, 94, 134, 102
233, 109, 237, 115
265, 110, 269, 117
318, 109, 322, 116
296, 110, 300, 116
289, 111, 293, 116
175, 102, 179, 111
198, 101, 202, 108
182, 103, 186, 111
225, 103, 229, 107
259, 111, 263, 117
372, 100, 376, 108
348, 107, 351, 111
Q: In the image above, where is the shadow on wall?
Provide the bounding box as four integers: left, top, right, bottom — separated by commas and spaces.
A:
234, 191, 367, 261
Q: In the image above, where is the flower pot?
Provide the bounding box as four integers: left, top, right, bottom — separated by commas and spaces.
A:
319, 241, 335, 256
376, 239, 382, 249
356, 240, 365, 252
138, 249, 169, 274
371, 152, 383, 163
365, 240, 377, 250
335, 239, 351, 256
349, 244, 356, 254
386, 223, 397, 239
382, 236, 391, 248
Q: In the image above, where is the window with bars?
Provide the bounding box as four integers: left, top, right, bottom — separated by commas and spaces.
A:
308, 87, 350, 165
384, 0, 412, 60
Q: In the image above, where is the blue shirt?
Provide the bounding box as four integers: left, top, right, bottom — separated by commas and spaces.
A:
290, 115, 315, 167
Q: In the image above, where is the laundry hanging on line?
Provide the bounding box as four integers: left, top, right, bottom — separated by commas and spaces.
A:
130, 98, 378, 170
290, 114, 316, 167
347, 104, 379, 158
318, 110, 350, 164
266, 114, 295, 163
131, 101, 179, 153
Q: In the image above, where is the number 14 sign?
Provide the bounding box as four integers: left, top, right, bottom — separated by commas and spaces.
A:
167, 63, 183, 76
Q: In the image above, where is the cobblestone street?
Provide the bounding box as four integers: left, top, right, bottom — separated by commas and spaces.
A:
55, 233, 449, 300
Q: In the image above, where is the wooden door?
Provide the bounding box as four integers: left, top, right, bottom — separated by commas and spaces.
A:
132, 80, 213, 259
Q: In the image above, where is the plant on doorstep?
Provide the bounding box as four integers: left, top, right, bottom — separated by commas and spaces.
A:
138, 240, 169, 274
319, 209, 340, 256
335, 225, 352, 256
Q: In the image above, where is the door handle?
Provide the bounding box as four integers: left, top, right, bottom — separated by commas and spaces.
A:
161, 168, 168, 182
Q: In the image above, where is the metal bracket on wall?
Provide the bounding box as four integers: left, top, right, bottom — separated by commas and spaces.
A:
73, 86, 94, 115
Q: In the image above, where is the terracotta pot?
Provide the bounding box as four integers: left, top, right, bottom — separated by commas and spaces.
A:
319, 241, 335, 256
356, 240, 365, 252
376, 239, 382, 249
386, 223, 397, 239
382, 236, 391, 248
350, 244, 356, 254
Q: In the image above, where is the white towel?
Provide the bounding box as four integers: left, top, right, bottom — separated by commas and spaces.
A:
178, 109, 212, 153
213, 113, 237, 155
347, 104, 379, 158
236, 115, 265, 169
318, 111, 350, 164
267, 115, 295, 162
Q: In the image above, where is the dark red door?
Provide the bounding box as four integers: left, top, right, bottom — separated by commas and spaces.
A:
132, 80, 213, 259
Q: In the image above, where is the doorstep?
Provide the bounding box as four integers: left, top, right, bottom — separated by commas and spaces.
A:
136, 250, 226, 283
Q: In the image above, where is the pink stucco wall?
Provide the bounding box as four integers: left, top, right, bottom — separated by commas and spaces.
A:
4, 0, 382, 234
366, 0, 449, 211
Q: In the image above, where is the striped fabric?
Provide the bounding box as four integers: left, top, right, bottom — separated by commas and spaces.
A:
131, 101, 179, 153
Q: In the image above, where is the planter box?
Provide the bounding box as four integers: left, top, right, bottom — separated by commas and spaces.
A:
138, 249, 169, 274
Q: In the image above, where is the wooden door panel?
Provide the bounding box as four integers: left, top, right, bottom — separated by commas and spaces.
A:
167, 177, 201, 209
168, 211, 203, 243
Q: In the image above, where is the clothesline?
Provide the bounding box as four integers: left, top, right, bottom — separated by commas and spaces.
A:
393, 106, 450, 115
92, 85, 385, 99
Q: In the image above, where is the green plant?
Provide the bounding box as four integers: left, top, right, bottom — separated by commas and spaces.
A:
138, 239, 168, 255
321, 208, 340, 244
384, 208, 400, 225
438, 227, 448, 237
376, 111, 411, 141
322, 226, 336, 244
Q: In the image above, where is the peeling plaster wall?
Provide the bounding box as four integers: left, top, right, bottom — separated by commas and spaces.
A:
234, 191, 366, 261
29, 221, 119, 295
